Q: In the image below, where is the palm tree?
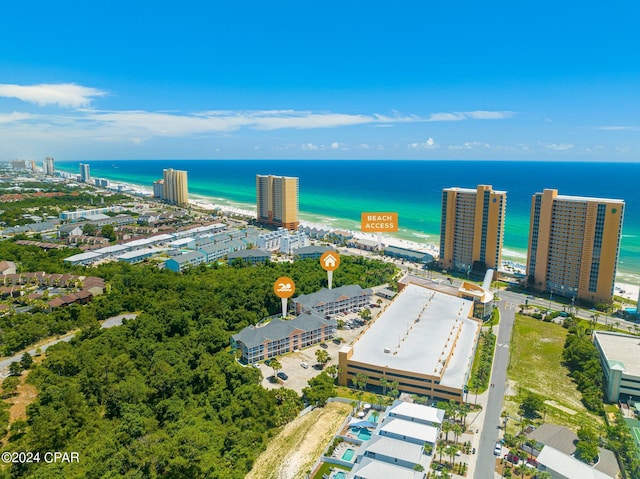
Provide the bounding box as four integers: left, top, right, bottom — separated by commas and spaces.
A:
315, 349, 330, 368
441, 421, 453, 443
270, 358, 282, 380
352, 373, 368, 402
514, 463, 528, 478
459, 402, 470, 429
379, 376, 389, 395
437, 439, 446, 463
534, 472, 551, 479
446, 443, 460, 467
452, 423, 463, 444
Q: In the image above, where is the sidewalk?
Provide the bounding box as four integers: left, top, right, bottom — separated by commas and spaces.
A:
459, 389, 490, 479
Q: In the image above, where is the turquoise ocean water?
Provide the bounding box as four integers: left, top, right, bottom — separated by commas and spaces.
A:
57, 160, 640, 282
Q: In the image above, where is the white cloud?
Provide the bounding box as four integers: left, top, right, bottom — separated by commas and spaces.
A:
0, 112, 34, 123
357, 143, 370, 149
449, 141, 491, 150
331, 142, 340, 149
0, 83, 106, 108
596, 126, 639, 131
409, 137, 439, 150
301, 143, 319, 151
543, 143, 574, 151
427, 111, 513, 122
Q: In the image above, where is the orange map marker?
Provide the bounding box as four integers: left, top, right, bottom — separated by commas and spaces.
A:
274, 276, 295, 317
320, 251, 340, 289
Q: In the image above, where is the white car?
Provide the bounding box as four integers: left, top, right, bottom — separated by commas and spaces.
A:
494, 443, 502, 456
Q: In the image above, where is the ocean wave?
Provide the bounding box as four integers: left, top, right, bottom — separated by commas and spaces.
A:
501, 248, 528, 259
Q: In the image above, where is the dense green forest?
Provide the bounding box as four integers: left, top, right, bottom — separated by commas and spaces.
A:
0, 246, 396, 478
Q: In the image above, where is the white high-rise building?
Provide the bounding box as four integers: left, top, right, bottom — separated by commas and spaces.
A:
79, 163, 91, 183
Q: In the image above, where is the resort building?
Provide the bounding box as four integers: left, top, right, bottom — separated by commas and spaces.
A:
256, 174, 299, 230
338, 280, 482, 403
43, 156, 55, 176
79, 163, 90, 183
294, 245, 334, 260
11, 160, 27, 170
60, 206, 125, 221
280, 231, 309, 254
526, 189, 624, 303
227, 249, 270, 265
593, 331, 640, 402
334, 401, 442, 479
256, 228, 289, 251
384, 245, 434, 264
165, 251, 206, 272
152, 179, 164, 198
162, 168, 189, 206
292, 285, 372, 316
439, 185, 506, 276
231, 312, 336, 363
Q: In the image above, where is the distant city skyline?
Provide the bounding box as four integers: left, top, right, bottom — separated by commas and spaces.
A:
1, 2, 639, 161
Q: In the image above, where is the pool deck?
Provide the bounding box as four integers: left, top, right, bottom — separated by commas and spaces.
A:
332, 442, 358, 462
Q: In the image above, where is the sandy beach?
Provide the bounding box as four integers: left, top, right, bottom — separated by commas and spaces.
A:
615, 283, 640, 303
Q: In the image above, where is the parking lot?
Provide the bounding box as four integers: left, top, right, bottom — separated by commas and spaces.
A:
260, 304, 388, 393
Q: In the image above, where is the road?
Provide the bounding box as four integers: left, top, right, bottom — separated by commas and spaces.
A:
474, 298, 516, 479
0, 313, 138, 378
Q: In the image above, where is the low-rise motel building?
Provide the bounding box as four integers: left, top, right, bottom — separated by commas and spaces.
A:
231, 312, 336, 364
338, 276, 482, 403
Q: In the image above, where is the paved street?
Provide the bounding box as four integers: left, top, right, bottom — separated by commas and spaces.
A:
474, 299, 516, 479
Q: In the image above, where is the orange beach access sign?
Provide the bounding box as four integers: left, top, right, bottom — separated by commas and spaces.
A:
361, 212, 399, 232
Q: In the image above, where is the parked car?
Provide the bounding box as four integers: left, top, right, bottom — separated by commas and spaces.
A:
320, 343, 328, 349
300, 362, 309, 369
526, 458, 539, 468
277, 372, 288, 380
504, 453, 520, 465
494, 443, 502, 456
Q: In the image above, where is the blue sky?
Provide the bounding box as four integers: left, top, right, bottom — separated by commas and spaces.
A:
1, 1, 639, 161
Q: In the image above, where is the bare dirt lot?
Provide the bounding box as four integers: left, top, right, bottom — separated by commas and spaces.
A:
246, 401, 352, 479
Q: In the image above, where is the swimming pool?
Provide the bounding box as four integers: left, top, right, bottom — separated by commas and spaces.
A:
333, 472, 347, 479
341, 448, 355, 461
357, 428, 372, 440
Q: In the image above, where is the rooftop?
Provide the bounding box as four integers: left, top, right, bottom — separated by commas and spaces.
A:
349, 283, 478, 387
594, 331, 640, 377
232, 312, 334, 349
293, 284, 371, 309
388, 400, 445, 425
349, 457, 425, 479
537, 446, 614, 479
378, 417, 439, 444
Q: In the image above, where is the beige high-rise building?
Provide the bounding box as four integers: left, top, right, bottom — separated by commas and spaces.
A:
526, 189, 624, 304
162, 168, 188, 206
439, 185, 506, 275
256, 175, 299, 230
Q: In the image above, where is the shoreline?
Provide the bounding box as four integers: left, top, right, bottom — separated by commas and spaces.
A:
56, 166, 639, 289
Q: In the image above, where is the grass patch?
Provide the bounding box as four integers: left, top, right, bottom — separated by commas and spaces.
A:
246, 401, 352, 479
505, 314, 602, 433
312, 462, 350, 479
469, 328, 496, 394
484, 307, 500, 327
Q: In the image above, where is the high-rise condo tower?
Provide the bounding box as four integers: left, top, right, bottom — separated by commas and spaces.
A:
526, 189, 624, 303
256, 175, 299, 230
439, 185, 506, 276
